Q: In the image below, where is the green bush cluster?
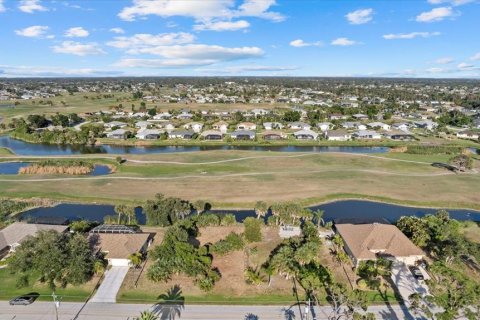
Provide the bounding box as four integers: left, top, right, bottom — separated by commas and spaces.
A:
211, 232, 245, 255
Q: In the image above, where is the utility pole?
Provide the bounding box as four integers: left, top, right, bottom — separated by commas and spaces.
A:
304, 298, 311, 320
52, 291, 60, 320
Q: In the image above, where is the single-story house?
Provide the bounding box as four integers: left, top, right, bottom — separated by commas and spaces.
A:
168, 130, 195, 140
158, 122, 176, 131
212, 121, 229, 133
316, 122, 332, 132
367, 122, 391, 131
326, 130, 352, 141
335, 222, 425, 267
392, 122, 410, 132
262, 130, 287, 140
153, 112, 172, 120
329, 113, 347, 120
89, 233, 151, 267
106, 129, 128, 139
414, 120, 438, 131
342, 122, 366, 130
293, 129, 319, 140
354, 130, 382, 140
135, 121, 150, 129
288, 122, 311, 130
201, 130, 224, 140
104, 121, 127, 129
237, 122, 257, 131
0, 222, 68, 256
230, 130, 256, 140
263, 122, 284, 130
135, 129, 163, 140
385, 131, 415, 141
176, 112, 193, 120
352, 114, 369, 120
183, 122, 204, 133
456, 130, 479, 140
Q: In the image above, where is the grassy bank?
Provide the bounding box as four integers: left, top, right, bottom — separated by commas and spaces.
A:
0, 147, 14, 156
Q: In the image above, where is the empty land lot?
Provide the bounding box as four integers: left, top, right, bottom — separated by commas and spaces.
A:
0, 151, 478, 209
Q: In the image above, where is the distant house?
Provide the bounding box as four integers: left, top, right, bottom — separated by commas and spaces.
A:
158, 122, 176, 131
354, 130, 381, 140
316, 122, 332, 132
251, 108, 269, 117
263, 122, 284, 130
176, 112, 193, 120
237, 122, 257, 130
230, 130, 256, 140
153, 112, 172, 120
262, 130, 287, 140
385, 131, 415, 141
135, 121, 150, 129
293, 129, 319, 140
135, 129, 163, 140
329, 113, 347, 120
106, 129, 128, 139
352, 114, 369, 120
212, 121, 229, 133
392, 123, 410, 132
104, 121, 127, 129
0, 222, 68, 256
367, 122, 391, 131
414, 120, 438, 131
168, 130, 195, 140
342, 122, 366, 130
456, 130, 479, 140
288, 122, 311, 130
326, 130, 351, 141
89, 232, 151, 267
201, 130, 224, 140
183, 122, 204, 133
335, 222, 425, 267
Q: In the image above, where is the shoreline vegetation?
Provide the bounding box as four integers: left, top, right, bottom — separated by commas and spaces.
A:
18, 160, 94, 175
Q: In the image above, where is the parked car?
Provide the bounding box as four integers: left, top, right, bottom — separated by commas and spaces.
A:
409, 266, 424, 280
9, 295, 37, 306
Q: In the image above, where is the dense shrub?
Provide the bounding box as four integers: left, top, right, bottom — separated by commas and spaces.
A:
220, 214, 237, 226
406, 145, 464, 155
211, 232, 245, 255
244, 217, 263, 243
196, 213, 221, 227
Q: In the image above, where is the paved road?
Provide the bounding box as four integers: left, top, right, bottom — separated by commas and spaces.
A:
0, 301, 415, 320
90, 266, 129, 303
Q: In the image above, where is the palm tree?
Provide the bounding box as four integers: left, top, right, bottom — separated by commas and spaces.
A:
254, 201, 268, 220
312, 210, 325, 228
135, 311, 158, 320
93, 259, 106, 275
153, 285, 185, 320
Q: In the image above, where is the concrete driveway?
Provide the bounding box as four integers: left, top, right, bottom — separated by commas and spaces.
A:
90, 266, 129, 303
391, 262, 429, 305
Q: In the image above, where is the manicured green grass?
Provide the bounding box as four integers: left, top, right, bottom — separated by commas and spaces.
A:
0, 268, 96, 302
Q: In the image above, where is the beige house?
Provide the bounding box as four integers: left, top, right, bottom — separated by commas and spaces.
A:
90, 233, 151, 267
335, 223, 424, 267
0, 222, 68, 256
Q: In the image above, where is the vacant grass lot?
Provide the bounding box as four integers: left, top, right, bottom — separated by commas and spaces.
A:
0, 268, 98, 302
0, 151, 478, 209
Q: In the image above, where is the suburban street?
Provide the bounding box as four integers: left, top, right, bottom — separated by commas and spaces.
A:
0, 301, 416, 320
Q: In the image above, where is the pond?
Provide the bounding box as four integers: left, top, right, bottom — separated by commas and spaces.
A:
0, 136, 389, 156
0, 162, 111, 176
17, 200, 480, 225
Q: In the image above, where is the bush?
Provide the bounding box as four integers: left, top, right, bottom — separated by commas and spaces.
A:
406, 145, 464, 155
196, 213, 221, 227
70, 220, 97, 233
220, 214, 237, 226
244, 217, 263, 243
211, 232, 245, 255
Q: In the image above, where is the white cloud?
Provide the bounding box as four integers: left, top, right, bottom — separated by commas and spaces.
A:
383, 31, 441, 39
52, 41, 106, 56
434, 57, 454, 64
109, 27, 125, 34
18, 0, 48, 13
107, 33, 195, 51
458, 62, 474, 69
289, 39, 322, 47
416, 7, 455, 22
426, 67, 445, 73
0, 0, 5, 13
114, 45, 264, 68
427, 0, 475, 6
194, 20, 250, 31
15, 25, 49, 38
345, 8, 374, 24
118, 0, 284, 25
470, 52, 480, 61
0, 65, 123, 77
196, 65, 298, 74
331, 37, 358, 46
65, 27, 89, 38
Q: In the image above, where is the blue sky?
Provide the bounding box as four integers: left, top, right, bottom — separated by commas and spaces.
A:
0, 0, 479, 78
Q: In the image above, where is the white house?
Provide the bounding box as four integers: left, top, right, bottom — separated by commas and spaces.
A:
237, 122, 257, 130
293, 129, 319, 140
316, 122, 332, 132
135, 129, 163, 140
89, 233, 151, 267
104, 121, 127, 129
212, 121, 229, 133
354, 130, 382, 140
456, 130, 479, 140
183, 122, 204, 133
326, 130, 352, 141
106, 129, 128, 139
367, 122, 391, 131
288, 122, 311, 130
263, 122, 284, 130
153, 112, 172, 120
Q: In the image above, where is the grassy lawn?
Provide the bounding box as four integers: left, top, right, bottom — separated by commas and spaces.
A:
0, 267, 98, 302
0, 147, 13, 156
462, 222, 480, 244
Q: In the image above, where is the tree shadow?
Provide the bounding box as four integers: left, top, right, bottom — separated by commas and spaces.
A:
281, 307, 296, 320
244, 313, 259, 320
152, 285, 185, 320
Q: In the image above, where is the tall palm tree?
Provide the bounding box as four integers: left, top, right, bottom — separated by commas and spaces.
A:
152, 285, 185, 320
254, 201, 268, 220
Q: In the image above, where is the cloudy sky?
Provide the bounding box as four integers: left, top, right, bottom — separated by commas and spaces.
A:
0, 0, 479, 78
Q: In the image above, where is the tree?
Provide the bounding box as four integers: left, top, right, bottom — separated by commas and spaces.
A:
10, 230, 95, 292
254, 201, 268, 220
129, 252, 143, 269
449, 154, 473, 171
114, 204, 137, 224
312, 209, 325, 228
144, 194, 192, 226
244, 217, 263, 242
298, 262, 332, 304
326, 283, 369, 320
283, 110, 301, 122
193, 200, 206, 215
135, 311, 159, 320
